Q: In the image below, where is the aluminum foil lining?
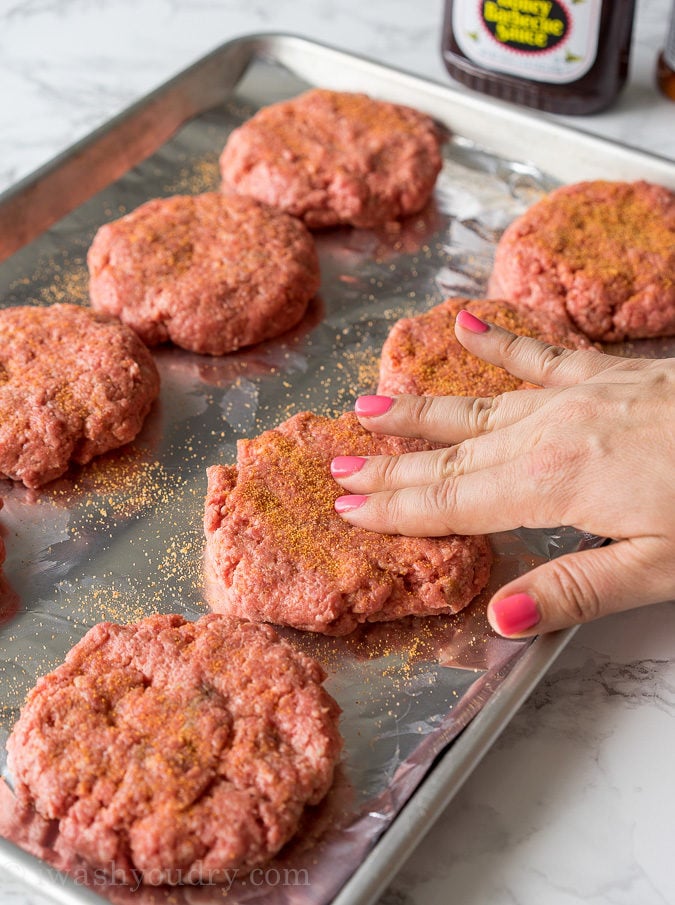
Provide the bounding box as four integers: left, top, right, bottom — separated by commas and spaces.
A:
0, 54, 654, 905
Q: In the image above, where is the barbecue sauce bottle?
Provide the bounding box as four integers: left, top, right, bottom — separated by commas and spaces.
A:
441, 1, 636, 115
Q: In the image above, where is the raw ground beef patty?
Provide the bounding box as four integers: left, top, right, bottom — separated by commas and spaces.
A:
87, 192, 320, 355
7, 613, 342, 885
0, 304, 159, 488
204, 412, 492, 635
219, 89, 444, 229
488, 180, 675, 342
378, 296, 590, 397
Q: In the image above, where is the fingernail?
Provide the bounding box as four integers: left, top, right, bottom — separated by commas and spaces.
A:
355, 395, 393, 417
331, 456, 367, 478
456, 309, 490, 334
334, 494, 368, 514
489, 593, 540, 636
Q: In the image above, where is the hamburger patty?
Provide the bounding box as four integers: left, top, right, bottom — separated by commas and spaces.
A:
488, 180, 675, 342
378, 296, 590, 397
7, 613, 342, 885
204, 411, 492, 635
88, 192, 320, 355
220, 89, 443, 229
0, 304, 159, 488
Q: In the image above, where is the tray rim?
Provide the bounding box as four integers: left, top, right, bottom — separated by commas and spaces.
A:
1, 32, 673, 263
0, 30, 673, 905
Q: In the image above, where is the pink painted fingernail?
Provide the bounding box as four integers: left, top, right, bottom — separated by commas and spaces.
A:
456, 309, 490, 334
489, 593, 540, 636
355, 395, 393, 417
331, 456, 367, 478
334, 494, 368, 514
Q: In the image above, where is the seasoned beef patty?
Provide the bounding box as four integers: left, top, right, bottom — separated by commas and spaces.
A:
204, 411, 492, 636
488, 180, 675, 342
0, 304, 159, 488
377, 297, 590, 397
219, 89, 444, 229
7, 613, 342, 885
88, 192, 320, 355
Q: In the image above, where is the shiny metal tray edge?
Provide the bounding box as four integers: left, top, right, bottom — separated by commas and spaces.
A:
333, 627, 578, 905
1, 32, 673, 905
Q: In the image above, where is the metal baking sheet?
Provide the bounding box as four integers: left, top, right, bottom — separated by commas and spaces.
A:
0, 34, 673, 905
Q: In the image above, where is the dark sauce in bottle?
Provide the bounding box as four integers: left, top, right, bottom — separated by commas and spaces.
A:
656, 0, 675, 100
441, 1, 636, 115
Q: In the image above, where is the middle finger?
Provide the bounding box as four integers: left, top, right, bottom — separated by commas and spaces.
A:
331, 420, 538, 494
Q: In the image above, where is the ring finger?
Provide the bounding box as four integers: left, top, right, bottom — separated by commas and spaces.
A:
331, 418, 538, 494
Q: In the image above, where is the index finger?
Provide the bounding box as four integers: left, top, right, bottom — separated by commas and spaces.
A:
455, 309, 616, 387
354, 386, 556, 444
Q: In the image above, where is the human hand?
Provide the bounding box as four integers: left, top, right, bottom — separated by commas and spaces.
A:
331, 309, 675, 637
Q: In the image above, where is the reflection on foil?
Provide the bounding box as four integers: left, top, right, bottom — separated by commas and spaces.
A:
333, 199, 445, 264
220, 378, 260, 434
0, 54, 643, 905
153, 295, 324, 390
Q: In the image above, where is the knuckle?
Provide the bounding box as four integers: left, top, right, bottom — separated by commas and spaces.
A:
467, 396, 500, 435
548, 558, 603, 624
534, 343, 571, 380
422, 478, 459, 531
384, 489, 413, 535
435, 445, 464, 478
407, 395, 437, 431
379, 454, 403, 486
499, 332, 536, 367
500, 331, 572, 384
557, 387, 605, 421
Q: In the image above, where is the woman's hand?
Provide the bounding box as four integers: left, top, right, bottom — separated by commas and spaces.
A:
331, 309, 675, 638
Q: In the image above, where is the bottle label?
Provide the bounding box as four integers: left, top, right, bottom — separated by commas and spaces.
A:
452, 1, 603, 85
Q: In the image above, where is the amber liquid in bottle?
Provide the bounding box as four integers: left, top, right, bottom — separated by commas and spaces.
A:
656, 1, 675, 100
442, 0, 636, 115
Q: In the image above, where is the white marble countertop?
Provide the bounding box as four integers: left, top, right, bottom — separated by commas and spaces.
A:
0, 1, 674, 904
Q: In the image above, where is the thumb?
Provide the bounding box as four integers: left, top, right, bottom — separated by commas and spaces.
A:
486, 539, 665, 637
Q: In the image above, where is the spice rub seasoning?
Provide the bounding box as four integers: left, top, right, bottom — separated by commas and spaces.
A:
204, 411, 492, 635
